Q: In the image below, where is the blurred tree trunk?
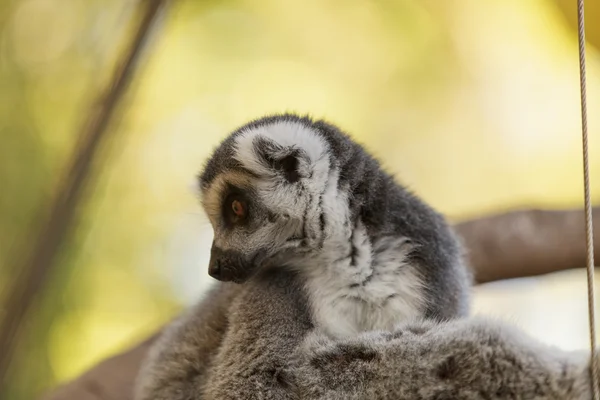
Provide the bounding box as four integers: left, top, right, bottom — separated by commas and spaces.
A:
0, 0, 170, 397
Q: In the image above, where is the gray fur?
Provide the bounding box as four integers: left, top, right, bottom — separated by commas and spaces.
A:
135, 269, 597, 399
135, 283, 239, 399
134, 114, 594, 399
287, 316, 594, 399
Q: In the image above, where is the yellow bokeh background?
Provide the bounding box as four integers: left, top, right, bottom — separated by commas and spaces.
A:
0, 0, 599, 399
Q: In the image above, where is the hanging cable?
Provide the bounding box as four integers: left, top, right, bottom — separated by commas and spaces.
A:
576, 0, 598, 398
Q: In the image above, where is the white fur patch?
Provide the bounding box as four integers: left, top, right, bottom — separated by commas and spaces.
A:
302, 219, 425, 339
233, 121, 328, 178
231, 120, 332, 224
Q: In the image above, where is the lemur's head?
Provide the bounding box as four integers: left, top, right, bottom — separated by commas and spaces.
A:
198, 114, 353, 283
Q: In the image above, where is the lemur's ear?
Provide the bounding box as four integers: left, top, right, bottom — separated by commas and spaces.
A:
253, 136, 301, 183
273, 153, 299, 183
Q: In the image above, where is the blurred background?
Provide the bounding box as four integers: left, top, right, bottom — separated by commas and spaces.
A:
1, 0, 599, 398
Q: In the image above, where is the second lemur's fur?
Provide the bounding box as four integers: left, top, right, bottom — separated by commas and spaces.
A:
136, 268, 595, 400
199, 114, 471, 338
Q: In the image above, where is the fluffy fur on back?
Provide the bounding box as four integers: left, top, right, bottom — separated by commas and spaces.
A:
287, 316, 594, 399
135, 268, 597, 400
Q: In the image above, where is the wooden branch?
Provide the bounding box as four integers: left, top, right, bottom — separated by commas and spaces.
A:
0, 0, 169, 387
457, 207, 600, 284
40, 206, 600, 400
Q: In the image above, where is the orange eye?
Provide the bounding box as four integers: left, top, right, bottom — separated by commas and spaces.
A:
223, 193, 249, 226
231, 200, 245, 218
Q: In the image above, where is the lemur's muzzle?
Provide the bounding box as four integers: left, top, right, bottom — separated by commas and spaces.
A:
208, 244, 258, 283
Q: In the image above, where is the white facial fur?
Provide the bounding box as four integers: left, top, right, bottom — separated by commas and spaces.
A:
202, 120, 426, 338
233, 120, 331, 237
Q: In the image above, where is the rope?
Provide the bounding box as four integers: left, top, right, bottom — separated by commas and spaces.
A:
576, 0, 598, 398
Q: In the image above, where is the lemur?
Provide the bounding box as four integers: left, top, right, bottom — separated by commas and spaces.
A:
199, 113, 471, 338
135, 114, 595, 400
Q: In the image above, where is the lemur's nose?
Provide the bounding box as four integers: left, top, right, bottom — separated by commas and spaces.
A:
207, 243, 255, 283
208, 259, 221, 280
208, 243, 223, 280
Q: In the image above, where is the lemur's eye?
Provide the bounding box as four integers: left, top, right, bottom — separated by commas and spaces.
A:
223, 194, 248, 225
231, 200, 245, 218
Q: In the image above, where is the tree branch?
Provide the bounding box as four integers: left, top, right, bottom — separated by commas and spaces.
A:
40, 206, 600, 400
457, 207, 600, 284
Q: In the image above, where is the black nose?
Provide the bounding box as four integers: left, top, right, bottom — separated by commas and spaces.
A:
207, 245, 253, 283
208, 259, 221, 280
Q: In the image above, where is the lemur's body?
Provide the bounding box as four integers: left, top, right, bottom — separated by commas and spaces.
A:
199, 114, 470, 337
135, 114, 595, 400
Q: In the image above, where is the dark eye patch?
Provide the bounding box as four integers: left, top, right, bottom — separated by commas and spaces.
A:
222, 186, 250, 227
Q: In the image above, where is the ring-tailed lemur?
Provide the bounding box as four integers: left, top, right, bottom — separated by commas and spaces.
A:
199, 113, 471, 338
135, 114, 595, 400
